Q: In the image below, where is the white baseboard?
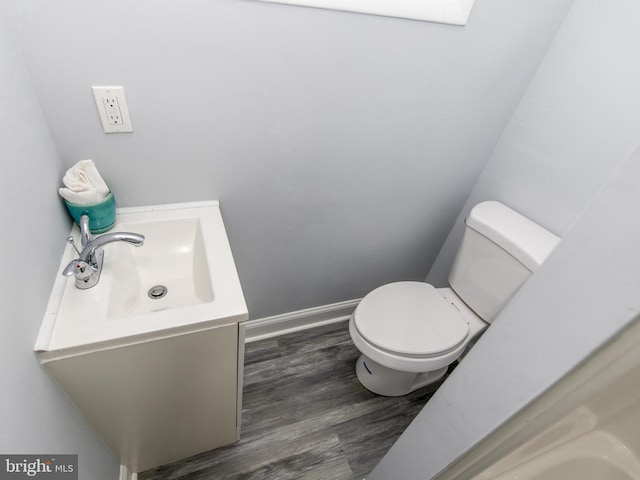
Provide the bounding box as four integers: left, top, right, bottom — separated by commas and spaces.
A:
245, 298, 361, 343
119, 465, 136, 480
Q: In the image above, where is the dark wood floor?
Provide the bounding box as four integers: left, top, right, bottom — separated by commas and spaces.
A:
140, 321, 446, 480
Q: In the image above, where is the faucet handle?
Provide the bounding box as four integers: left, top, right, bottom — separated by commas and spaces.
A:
62, 249, 104, 289
62, 259, 95, 282
63, 259, 84, 276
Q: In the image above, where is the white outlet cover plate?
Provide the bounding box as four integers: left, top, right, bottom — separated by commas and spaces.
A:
92, 85, 133, 133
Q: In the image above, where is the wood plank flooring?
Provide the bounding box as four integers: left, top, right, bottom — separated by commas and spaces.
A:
139, 321, 449, 480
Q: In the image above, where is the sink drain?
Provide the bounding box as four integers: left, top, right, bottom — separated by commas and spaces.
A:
148, 285, 168, 299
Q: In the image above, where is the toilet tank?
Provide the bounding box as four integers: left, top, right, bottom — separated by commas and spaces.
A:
448, 201, 560, 323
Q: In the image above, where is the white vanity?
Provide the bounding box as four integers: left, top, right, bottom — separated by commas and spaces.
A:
35, 201, 248, 473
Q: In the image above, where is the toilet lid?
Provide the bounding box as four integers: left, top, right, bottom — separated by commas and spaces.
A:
354, 282, 469, 357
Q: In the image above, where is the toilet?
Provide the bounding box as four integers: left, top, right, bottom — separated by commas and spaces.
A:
349, 201, 561, 396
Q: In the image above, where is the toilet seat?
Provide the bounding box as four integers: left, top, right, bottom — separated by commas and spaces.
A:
353, 282, 469, 358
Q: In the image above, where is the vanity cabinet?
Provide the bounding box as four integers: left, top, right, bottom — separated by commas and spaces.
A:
35, 202, 249, 473
42, 322, 245, 473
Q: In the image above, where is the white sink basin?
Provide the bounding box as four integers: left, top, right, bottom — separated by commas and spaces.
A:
106, 216, 214, 319
36, 201, 248, 355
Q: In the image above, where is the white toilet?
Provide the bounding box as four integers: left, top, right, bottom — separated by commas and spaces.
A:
349, 201, 561, 396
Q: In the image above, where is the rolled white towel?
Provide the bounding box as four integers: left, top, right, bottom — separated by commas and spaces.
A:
59, 159, 110, 205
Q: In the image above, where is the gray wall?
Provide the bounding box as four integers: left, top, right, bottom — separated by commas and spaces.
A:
427, 0, 640, 285
0, 0, 572, 318
0, 10, 119, 480
369, 145, 640, 480
369, 1, 640, 478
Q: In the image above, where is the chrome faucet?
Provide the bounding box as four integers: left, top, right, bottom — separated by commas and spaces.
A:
63, 214, 145, 289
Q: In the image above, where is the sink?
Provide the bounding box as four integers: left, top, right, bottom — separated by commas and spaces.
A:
106, 216, 214, 319
36, 201, 248, 355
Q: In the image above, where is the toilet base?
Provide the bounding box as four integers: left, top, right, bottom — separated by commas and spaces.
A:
355, 354, 448, 397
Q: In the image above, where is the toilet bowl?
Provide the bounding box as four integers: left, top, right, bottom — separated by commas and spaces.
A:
349, 282, 487, 396
348, 201, 561, 397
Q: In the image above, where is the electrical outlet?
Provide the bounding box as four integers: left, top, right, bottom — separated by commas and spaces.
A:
92, 86, 133, 133
103, 97, 123, 125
